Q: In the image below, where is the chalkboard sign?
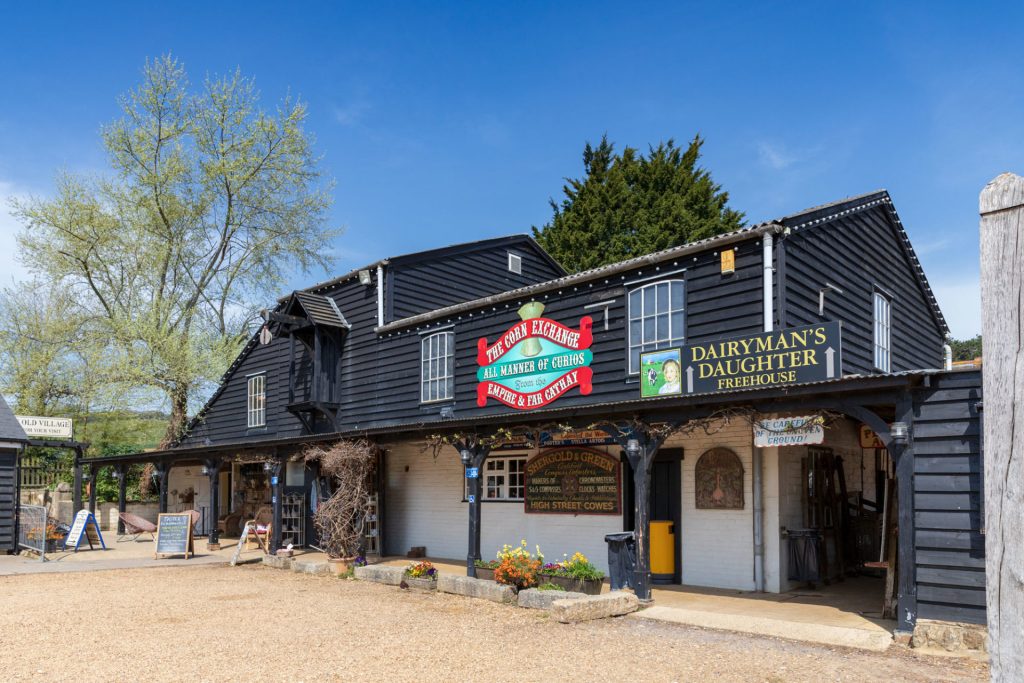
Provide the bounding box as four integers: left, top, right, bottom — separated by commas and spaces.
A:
524, 447, 621, 515
62, 510, 106, 551
155, 513, 194, 559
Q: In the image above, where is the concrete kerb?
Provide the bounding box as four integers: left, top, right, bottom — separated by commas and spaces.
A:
551, 591, 641, 623
438, 573, 516, 603
354, 564, 405, 585
631, 605, 894, 652
518, 588, 588, 609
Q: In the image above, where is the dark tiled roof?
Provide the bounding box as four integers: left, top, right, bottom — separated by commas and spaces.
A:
0, 394, 28, 443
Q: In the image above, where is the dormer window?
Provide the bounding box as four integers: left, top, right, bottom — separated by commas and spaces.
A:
247, 373, 266, 428
508, 252, 522, 275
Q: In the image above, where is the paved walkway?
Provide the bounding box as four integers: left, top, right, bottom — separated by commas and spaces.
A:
379, 556, 895, 651
0, 535, 267, 575
2, 544, 895, 652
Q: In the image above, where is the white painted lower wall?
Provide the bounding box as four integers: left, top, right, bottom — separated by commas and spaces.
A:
382, 441, 625, 572
167, 466, 213, 534
665, 422, 756, 591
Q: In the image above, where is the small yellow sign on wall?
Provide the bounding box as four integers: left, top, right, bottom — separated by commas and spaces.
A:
720, 249, 735, 274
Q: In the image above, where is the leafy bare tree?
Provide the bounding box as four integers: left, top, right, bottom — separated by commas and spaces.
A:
9, 55, 338, 445
304, 440, 375, 558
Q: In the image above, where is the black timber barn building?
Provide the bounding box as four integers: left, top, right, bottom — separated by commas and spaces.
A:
82, 191, 985, 637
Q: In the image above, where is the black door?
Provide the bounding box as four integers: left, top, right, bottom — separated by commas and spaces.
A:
624, 448, 682, 583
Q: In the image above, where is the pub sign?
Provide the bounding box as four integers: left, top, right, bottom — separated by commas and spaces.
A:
477, 302, 593, 410
641, 322, 842, 397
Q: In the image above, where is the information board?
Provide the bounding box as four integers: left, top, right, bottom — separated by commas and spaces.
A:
62, 509, 106, 551
154, 513, 194, 559
524, 447, 621, 515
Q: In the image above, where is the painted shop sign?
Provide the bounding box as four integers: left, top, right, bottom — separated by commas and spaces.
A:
16, 415, 73, 439
753, 415, 825, 447
476, 302, 594, 409
540, 429, 617, 447
524, 447, 621, 515
641, 322, 842, 397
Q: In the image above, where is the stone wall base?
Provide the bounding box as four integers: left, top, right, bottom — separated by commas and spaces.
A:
912, 619, 988, 653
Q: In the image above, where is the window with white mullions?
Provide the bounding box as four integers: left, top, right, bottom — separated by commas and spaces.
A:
421, 331, 454, 402
628, 280, 686, 373
247, 373, 266, 428
468, 455, 527, 501
873, 291, 892, 372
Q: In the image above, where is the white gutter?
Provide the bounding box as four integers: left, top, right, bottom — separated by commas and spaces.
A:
943, 344, 953, 370
753, 232, 774, 592
377, 265, 385, 328
763, 232, 774, 332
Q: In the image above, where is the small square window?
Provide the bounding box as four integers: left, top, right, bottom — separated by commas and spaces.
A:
508, 252, 522, 275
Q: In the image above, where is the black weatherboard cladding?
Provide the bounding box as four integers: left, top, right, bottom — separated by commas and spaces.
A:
349, 238, 764, 429
388, 240, 565, 321
780, 196, 945, 374
912, 370, 985, 625
180, 238, 563, 446
0, 452, 14, 550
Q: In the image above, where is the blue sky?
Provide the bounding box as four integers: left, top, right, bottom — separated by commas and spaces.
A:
2, 1, 1020, 338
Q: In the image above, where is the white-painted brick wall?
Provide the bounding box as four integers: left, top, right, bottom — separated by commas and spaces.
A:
665, 422, 755, 591
383, 441, 624, 571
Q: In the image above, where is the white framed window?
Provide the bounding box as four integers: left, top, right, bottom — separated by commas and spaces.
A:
873, 291, 892, 372
421, 331, 454, 402
508, 252, 522, 274
247, 373, 266, 428
467, 455, 527, 501
628, 280, 686, 374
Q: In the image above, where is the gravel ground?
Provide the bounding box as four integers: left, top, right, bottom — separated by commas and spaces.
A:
0, 565, 988, 683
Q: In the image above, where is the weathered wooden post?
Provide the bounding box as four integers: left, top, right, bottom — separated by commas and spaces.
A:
115, 464, 128, 535
204, 459, 223, 550
980, 172, 1024, 680
155, 461, 169, 514
87, 463, 99, 514
270, 459, 284, 554
459, 439, 490, 578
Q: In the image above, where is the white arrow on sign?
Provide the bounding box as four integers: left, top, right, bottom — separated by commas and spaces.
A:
686, 366, 694, 393
825, 347, 836, 378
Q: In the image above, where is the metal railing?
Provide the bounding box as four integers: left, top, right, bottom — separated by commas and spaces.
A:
17, 504, 49, 562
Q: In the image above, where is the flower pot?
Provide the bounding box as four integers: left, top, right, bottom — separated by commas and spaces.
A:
540, 574, 604, 595
328, 556, 358, 575
474, 567, 495, 581
402, 575, 437, 591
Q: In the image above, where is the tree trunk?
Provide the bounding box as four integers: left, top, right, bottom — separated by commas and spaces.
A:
160, 384, 190, 449
980, 172, 1024, 680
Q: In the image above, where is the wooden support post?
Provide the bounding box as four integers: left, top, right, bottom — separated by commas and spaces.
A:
892, 395, 916, 635
460, 441, 490, 578
599, 421, 674, 602
205, 459, 223, 550
980, 172, 1024, 681
116, 464, 128, 535
72, 453, 83, 513
87, 463, 99, 514
270, 460, 284, 554
155, 462, 169, 514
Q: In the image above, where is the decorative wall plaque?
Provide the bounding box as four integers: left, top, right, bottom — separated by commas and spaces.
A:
695, 448, 744, 509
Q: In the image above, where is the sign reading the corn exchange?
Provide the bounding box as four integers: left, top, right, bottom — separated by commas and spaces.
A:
650, 322, 841, 396
524, 447, 621, 515
477, 302, 594, 410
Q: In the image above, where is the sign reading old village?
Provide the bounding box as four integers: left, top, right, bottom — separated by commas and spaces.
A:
476, 302, 594, 409
524, 447, 621, 515
651, 322, 842, 396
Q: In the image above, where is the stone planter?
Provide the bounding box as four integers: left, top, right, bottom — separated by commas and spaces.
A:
538, 574, 604, 595
402, 575, 438, 591
328, 556, 358, 575
473, 567, 496, 581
